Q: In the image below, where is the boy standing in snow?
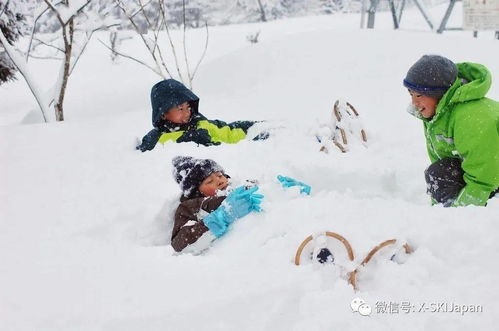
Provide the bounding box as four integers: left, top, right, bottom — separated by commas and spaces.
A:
170, 156, 263, 253
137, 79, 267, 151
404, 55, 499, 207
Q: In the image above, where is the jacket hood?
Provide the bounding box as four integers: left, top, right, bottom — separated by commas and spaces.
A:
150, 79, 199, 127
446, 62, 491, 104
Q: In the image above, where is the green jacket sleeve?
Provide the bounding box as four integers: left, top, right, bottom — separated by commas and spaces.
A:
451, 108, 499, 206
197, 119, 255, 144
423, 122, 439, 163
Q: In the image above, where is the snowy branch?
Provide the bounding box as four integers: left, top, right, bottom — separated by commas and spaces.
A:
33, 37, 65, 53
69, 23, 119, 75
98, 38, 162, 76
0, 29, 50, 122
189, 22, 209, 84
26, 5, 51, 61
182, 0, 191, 88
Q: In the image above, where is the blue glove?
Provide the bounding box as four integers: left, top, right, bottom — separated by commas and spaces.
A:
277, 175, 311, 195
223, 186, 264, 220
136, 128, 162, 152
203, 186, 264, 238
202, 208, 229, 238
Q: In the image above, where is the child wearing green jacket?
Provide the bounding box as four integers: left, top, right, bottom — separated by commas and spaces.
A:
403, 55, 499, 207
136, 79, 267, 151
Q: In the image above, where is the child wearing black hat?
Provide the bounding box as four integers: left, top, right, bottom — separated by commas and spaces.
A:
403, 55, 499, 207
137, 79, 267, 152
170, 156, 264, 253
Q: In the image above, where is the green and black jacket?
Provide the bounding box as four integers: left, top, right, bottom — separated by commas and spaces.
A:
156, 114, 257, 146
137, 79, 263, 150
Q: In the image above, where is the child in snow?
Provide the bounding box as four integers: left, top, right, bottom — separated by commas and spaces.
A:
136, 79, 267, 151
170, 156, 312, 253
403, 55, 499, 207
170, 156, 264, 253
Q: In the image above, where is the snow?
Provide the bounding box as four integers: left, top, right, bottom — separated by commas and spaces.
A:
55, 0, 90, 24
0, 29, 52, 122
1, 4, 499, 331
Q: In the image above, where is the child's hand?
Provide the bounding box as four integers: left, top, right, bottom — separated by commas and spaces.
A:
136, 128, 162, 152
277, 175, 311, 195
224, 186, 264, 220
203, 186, 264, 238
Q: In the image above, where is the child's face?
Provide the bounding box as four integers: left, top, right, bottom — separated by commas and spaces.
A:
199, 172, 229, 197
161, 102, 192, 124
408, 90, 438, 119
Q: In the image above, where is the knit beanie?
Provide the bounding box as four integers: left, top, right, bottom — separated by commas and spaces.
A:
403, 55, 458, 99
172, 156, 225, 198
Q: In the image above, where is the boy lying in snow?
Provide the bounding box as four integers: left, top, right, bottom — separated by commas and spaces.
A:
136, 79, 268, 152
170, 156, 311, 253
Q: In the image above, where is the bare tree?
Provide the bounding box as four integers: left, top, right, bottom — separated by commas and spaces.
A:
103, 0, 208, 89
0, 0, 118, 122
0, 0, 26, 84
255, 0, 267, 22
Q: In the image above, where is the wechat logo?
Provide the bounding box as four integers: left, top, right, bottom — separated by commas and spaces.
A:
351, 297, 372, 316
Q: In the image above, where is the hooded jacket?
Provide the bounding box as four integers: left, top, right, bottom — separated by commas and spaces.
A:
138, 79, 260, 151
413, 62, 499, 206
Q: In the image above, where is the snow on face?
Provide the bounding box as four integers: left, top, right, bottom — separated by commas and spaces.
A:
198, 172, 229, 197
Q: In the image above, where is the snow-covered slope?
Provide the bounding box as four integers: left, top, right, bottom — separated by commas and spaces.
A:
1, 5, 498, 331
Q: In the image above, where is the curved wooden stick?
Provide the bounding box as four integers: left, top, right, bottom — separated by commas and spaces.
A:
360, 239, 397, 266
294, 232, 355, 266
361, 130, 368, 142
333, 101, 348, 145
346, 102, 368, 143
346, 102, 359, 116
349, 240, 413, 290
333, 140, 347, 153
334, 100, 368, 147
295, 234, 412, 291
333, 100, 342, 121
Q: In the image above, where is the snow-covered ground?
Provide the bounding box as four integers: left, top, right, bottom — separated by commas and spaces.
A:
1, 4, 498, 331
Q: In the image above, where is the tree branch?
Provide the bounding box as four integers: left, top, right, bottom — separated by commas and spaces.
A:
28, 54, 64, 60
135, 0, 152, 27
98, 38, 162, 76
114, 0, 167, 77
159, 1, 184, 83
26, 5, 52, 61
69, 23, 120, 75
0, 0, 9, 18
190, 21, 209, 83
32, 37, 65, 53
182, 0, 192, 88
0, 28, 50, 122
42, 0, 67, 27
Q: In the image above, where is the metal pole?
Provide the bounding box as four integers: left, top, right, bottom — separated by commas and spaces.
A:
389, 0, 399, 29
367, 0, 380, 29
397, 0, 406, 24
412, 0, 434, 30
360, 0, 368, 28
437, 0, 458, 33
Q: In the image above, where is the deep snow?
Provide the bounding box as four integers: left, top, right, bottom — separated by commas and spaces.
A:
1, 4, 499, 331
